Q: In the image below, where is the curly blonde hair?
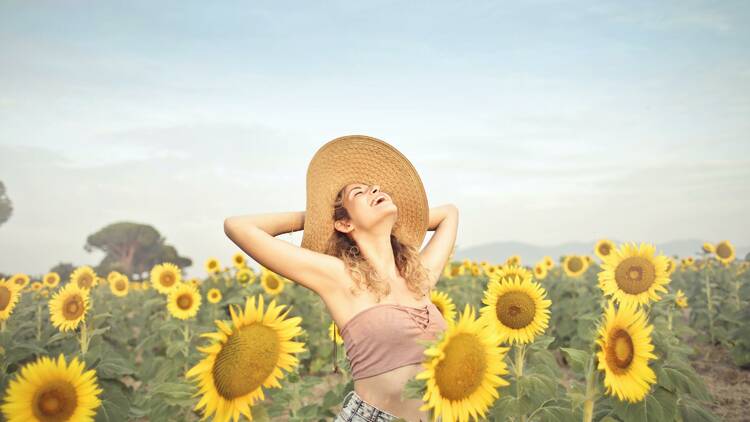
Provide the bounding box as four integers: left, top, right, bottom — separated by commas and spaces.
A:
324, 184, 433, 302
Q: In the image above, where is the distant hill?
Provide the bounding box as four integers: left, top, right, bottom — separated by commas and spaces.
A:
454, 238, 750, 266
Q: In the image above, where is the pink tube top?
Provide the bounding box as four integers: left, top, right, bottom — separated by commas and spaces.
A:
339, 302, 448, 380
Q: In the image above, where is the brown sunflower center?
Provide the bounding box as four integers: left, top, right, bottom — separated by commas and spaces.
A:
614, 257, 656, 295
605, 328, 634, 374
177, 294, 193, 310
212, 322, 280, 400
567, 257, 583, 272
495, 291, 536, 329
160, 273, 175, 288
433, 332, 487, 400
63, 296, 84, 320
266, 276, 278, 289
115, 280, 127, 291
209, 261, 218, 269
32, 379, 78, 421
0, 286, 10, 311
715, 243, 732, 259
77, 275, 93, 289
599, 244, 611, 255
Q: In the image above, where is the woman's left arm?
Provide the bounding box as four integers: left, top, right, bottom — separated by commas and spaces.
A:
420, 204, 459, 287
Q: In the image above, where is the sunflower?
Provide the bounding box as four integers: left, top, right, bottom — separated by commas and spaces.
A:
505, 255, 522, 267
492, 264, 533, 286
236, 268, 256, 286
49, 283, 90, 332
9, 273, 30, 290
106, 271, 121, 284
701, 242, 714, 254
442, 263, 454, 279
185, 295, 306, 422
470, 263, 482, 277
595, 239, 616, 261
533, 262, 548, 281
664, 256, 676, 276
675, 290, 688, 309
69, 266, 98, 290
563, 255, 587, 278
430, 290, 457, 326
328, 321, 344, 345
261, 269, 285, 296
598, 242, 671, 307
167, 283, 202, 320
0, 279, 22, 321
595, 301, 657, 403
43, 272, 60, 289
714, 240, 736, 266
31, 282, 43, 291
207, 288, 222, 304
543, 256, 554, 269
109, 275, 130, 297
415, 303, 510, 422
480, 275, 552, 345
450, 263, 466, 277
0, 354, 103, 422
232, 252, 247, 270
150, 262, 182, 295
204, 257, 221, 275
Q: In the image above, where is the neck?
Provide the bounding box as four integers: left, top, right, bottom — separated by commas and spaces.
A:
355, 232, 399, 282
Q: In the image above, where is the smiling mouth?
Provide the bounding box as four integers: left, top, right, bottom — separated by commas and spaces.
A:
371, 196, 389, 206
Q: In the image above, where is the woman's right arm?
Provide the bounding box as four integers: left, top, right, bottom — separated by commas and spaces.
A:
223, 211, 345, 298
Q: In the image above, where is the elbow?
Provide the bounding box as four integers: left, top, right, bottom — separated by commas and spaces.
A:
223, 217, 235, 236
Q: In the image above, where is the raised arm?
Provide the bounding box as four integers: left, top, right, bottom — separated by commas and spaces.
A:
419, 204, 459, 288
223, 211, 346, 298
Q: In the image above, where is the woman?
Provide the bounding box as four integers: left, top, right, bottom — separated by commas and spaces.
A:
224, 135, 458, 421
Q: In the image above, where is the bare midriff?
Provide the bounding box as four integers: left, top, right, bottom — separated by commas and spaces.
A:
353, 361, 431, 422
324, 282, 437, 422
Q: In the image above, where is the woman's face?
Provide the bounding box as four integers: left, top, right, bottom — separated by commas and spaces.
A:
337, 182, 398, 235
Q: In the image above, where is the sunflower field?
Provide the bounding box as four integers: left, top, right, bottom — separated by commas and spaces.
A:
0, 240, 748, 421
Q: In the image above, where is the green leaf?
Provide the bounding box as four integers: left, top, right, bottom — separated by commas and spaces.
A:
560, 347, 589, 374
94, 380, 130, 422
96, 356, 136, 379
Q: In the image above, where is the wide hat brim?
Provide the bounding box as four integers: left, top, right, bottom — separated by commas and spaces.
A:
300, 134, 429, 254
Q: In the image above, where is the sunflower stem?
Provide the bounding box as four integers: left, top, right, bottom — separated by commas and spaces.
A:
704, 265, 715, 344
79, 318, 89, 357
582, 353, 596, 422
183, 323, 191, 374
515, 343, 526, 422
1, 319, 5, 332
36, 302, 42, 341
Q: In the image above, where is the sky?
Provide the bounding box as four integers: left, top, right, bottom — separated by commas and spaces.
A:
1, 0, 749, 279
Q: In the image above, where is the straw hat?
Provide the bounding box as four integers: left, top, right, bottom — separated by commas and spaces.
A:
300, 134, 429, 254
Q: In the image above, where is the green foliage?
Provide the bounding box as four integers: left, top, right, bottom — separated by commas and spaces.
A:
1, 257, 745, 420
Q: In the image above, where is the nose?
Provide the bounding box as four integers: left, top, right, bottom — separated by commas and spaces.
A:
370, 185, 379, 194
